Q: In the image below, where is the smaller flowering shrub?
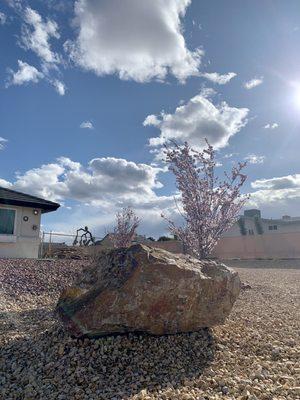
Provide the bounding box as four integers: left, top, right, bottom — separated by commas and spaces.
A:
111, 207, 140, 248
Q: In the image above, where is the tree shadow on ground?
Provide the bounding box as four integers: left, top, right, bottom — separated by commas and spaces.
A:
2, 319, 215, 399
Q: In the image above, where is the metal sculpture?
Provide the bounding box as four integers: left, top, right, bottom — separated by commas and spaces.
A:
73, 226, 95, 246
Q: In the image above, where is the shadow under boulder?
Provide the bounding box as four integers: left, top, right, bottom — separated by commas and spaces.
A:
1, 323, 215, 400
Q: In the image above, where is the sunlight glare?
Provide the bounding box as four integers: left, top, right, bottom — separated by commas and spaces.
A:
293, 84, 300, 109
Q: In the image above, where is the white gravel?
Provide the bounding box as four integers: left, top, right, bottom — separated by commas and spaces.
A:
1, 258, 299, 399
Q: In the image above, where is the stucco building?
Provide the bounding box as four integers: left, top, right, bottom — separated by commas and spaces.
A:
0, 187, 59, 258
212, 209, 300, 259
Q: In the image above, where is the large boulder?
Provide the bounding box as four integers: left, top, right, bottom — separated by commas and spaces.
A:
56, 244, 240, 338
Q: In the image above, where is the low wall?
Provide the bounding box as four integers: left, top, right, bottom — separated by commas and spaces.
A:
148, 240, 184, 254
212, 232, 300, 259
144, 234, 300, 259
83, 233, 300, 260
83, 240, 184, 258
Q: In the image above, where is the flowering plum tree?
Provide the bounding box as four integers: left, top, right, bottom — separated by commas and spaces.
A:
111, 207, 140, 248
163, 140, 248, 259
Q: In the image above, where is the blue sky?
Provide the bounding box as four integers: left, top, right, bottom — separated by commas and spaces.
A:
1, 0, 300, 238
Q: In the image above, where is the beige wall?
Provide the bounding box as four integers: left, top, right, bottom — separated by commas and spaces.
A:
84, 240, 184, 258
147, 240, 184, 254
80, 232, 300, 260
0, 204, 41, 258
212, 232, 300, 259
152, 235, 300, 259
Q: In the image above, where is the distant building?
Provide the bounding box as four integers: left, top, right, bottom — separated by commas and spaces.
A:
213, 209, 300, 259
223, 209, 300, 238
0, 187, 60, 258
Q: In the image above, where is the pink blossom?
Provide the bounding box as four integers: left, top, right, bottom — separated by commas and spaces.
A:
111, 207, 140, 248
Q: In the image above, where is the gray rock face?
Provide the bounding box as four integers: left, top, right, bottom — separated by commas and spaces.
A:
56, 244, 241, 337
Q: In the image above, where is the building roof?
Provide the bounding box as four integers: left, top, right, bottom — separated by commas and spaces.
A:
242, 209, 300, 225
0, 187, 60, 213
261, 218, 300, 225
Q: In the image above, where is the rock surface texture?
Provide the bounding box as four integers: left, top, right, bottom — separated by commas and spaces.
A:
56, 244, 241, 337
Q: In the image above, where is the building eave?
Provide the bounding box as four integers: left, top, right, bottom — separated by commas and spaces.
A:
0, 187, 60, 213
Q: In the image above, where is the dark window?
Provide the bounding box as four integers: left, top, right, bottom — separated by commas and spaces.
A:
248, 229, 254, 235
268, 225, 278, 231
0, 209, 16, 235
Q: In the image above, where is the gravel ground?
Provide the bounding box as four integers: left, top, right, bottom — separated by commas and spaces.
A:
0, 258, 299, 400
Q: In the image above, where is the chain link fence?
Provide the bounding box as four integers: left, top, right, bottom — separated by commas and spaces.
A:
39, 231, 103, 258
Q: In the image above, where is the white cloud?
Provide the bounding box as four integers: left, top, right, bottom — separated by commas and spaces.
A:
45, 199, 175, 238
80, 121, 94, 130
143, 115, 161, 127
4, 155, 300, 236
243, 77, 264, 90
6, 60, 43, 86
6, 1, 22, 11
52, 79, 66, 95
223, 152, 239, 159
0, 12, 7, 25
200, 72, 236, 85
21, 7, 60, 65
6, 7, 66, 95
3, 156, 164, 206
251, 174, 300, 190
3, 155, 177, 237
66, 0, 203, 83
264, 122, 279, 129
244, 154, 265, 164
12, 163, 67, 202
145, 92, 249, 150
0, 137, 8, 150
248, 174, 300, 217
0, 178, 12, 188
7, 61, 66, 95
